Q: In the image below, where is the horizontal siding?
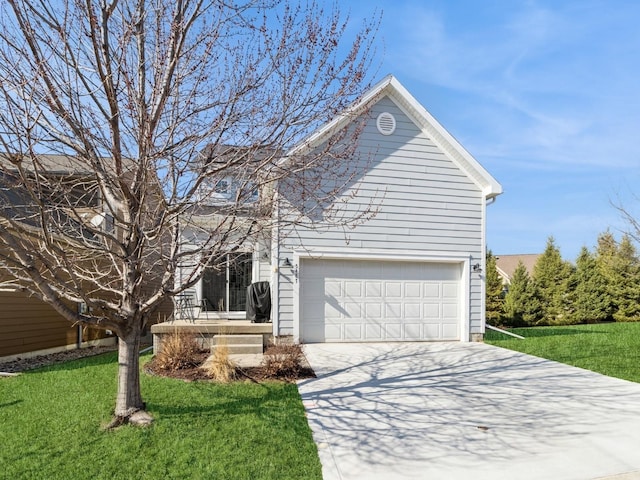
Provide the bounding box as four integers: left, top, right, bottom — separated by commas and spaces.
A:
0, 291, 112, 357
277, 95, 485, 338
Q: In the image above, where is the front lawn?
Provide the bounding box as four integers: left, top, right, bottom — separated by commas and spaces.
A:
0, 353, 322, 480
485, 322, 640, 383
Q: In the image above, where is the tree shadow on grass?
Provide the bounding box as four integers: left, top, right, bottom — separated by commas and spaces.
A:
146, 382, 300, 419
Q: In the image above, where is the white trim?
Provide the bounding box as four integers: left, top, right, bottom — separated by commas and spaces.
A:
479, 199, 488, 335
461, 259, 471, 343
283, 74, 502, 200
271, 193, 281, 338
293, 247, 471, 263
292, 249, 471, 343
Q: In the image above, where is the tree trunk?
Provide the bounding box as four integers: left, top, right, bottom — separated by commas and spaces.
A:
111, 323, 152, 426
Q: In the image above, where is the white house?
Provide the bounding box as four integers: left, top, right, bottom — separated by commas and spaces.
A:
173, 75, 502, 344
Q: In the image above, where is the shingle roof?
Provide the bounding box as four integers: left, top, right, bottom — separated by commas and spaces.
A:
495, 254, 541, 283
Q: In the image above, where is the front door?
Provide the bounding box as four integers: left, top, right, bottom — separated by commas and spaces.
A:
202, 253, 252, 313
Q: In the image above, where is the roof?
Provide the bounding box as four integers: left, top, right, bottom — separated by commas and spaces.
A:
286, 74, 503, 200
495, 254, 541, 283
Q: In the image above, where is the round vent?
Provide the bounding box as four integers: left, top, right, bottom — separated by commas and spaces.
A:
376, 112, 396, 135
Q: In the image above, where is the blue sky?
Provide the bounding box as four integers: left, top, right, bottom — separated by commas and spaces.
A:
346, 0, 640, 261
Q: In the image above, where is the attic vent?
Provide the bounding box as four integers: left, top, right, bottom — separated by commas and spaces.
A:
376, 112, 396, 135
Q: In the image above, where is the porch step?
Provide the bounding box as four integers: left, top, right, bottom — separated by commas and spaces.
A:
211, 334, 264, 355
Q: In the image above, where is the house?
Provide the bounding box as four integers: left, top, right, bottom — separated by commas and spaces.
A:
163, 75, 502, 345
495, 254, 541, 286
0, 156, 116, 361
0, 154, 170, 361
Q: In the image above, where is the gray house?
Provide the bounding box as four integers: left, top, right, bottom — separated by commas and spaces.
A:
166, 75, 502, 346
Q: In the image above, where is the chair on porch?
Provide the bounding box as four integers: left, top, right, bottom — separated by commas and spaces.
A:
176, 289, 197, 321
199, 297, 213, 320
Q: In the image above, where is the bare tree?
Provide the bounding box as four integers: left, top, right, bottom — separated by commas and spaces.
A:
0, 0, 379, 425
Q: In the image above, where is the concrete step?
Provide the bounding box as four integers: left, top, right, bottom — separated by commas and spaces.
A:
212, 334, 263, 346
211, 343, 263, 355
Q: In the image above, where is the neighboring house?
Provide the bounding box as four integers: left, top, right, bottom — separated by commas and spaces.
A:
495, 254, 541, 286
179, 75, 502, 343
0, 289, 112, 361
0, 154, 169, 361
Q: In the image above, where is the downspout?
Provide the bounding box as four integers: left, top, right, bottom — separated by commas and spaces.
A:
480, 194, 498, 341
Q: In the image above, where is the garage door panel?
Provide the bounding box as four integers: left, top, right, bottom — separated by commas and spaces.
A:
442, 283, 459, 298
423, 303, 440, 318
384, 323, 402, 340
385, 303, 402, 320
424, 324, 440, 340
344, 302, 362, 318
442, 303, 459, 319
305, 322, 327, 342
301, 259, 462, 343
385, 282, 402, 298
404, 283, 421, 298
344, 324, 363, 341
442, 323, 459, 340
404, 323, 421, 339
365, 323, 383, 340
424, 283, 440, 298
365, 282, 382, 297
365, 302, 382, 319
304, 301, 326, 321
344, 281, 362, 297
404, 303, 421, 319
323, 280, 339, 296
325, 302, 343, 319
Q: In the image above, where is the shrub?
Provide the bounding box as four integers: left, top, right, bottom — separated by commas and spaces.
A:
155, 331, 202, 371
261, 343, 304, 379
202, 343, 238, 383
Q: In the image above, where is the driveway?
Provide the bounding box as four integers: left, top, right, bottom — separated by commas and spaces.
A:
298, 342, 640, 480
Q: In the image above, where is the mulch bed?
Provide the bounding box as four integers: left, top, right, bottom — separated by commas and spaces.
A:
1, 345, 315, 383
0, 345, 119, 374
144, 353, 316, 383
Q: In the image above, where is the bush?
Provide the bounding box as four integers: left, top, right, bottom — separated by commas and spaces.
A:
155, 332, 202, 371
261, 343, 304, 379
202, 344, 237, 383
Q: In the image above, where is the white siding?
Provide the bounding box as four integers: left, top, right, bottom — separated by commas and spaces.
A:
277, 96, 485, 339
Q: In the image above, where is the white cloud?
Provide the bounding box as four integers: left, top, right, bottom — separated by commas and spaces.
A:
374, 0, 640, 170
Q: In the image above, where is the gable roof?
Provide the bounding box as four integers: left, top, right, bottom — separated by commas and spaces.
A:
495, 254, 541, 284
287, 74, 503, 200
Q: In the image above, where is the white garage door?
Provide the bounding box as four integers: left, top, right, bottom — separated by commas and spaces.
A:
300, 259, 461, 343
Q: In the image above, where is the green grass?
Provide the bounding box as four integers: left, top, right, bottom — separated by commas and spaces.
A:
0, 353, 322, 480
485, 322, 640, 383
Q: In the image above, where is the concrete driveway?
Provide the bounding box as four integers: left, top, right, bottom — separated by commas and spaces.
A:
298, 342, 640, 480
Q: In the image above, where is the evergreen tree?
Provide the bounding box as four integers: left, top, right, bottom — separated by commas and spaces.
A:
612, 235, 640, 322
533, 236, 573, 325
503, 262, 542, 326
569, 246, 612, 323
485, 250, 505, 326
596, 232, 640, 322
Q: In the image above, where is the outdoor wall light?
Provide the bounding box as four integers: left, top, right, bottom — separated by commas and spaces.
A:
472, 263, 482, 273
282, 257, 292, 267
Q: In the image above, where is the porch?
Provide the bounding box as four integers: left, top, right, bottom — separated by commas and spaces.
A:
150, 319, 273, 355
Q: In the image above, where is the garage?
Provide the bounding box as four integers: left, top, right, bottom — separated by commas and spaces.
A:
299, 259, 463, 343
